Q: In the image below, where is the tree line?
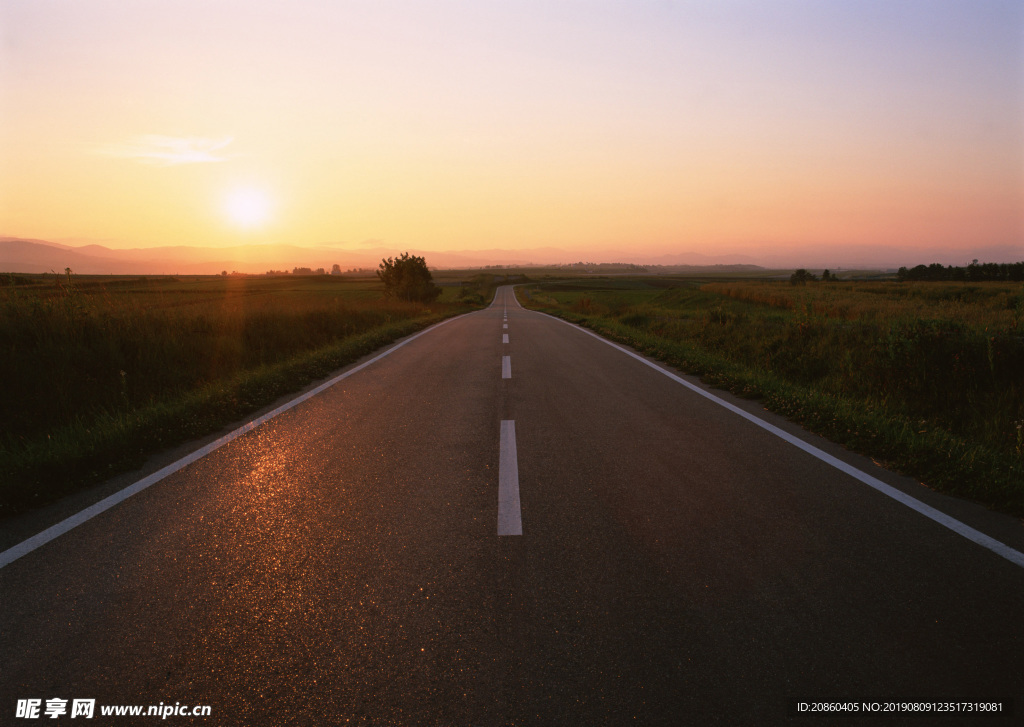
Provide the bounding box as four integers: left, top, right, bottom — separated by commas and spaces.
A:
897, 260, 1024, 282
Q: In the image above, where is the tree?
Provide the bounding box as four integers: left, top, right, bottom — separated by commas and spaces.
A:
789, 268, 817, 285
377, 252, 441, 302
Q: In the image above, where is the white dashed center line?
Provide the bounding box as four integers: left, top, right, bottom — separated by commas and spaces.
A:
497, 420, 522, 536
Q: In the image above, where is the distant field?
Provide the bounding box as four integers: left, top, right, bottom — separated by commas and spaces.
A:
0, 272, 493, 514
520, 277, 1024, 516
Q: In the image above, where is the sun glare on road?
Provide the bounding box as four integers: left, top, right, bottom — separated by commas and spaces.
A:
224, 187, 272, 228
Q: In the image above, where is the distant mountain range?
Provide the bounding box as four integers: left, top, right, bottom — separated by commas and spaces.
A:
2, 236, 1019, 275
0, 237, 768, 275
0, 238, 528, 275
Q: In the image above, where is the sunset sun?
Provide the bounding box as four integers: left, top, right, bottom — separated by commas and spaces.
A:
224, 187, 272, 229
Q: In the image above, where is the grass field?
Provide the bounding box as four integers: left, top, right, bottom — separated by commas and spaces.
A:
0, 272, 494, 515
519, 277, 1024, 517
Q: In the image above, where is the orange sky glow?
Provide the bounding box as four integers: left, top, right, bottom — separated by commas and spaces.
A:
1, 0, 1021, 268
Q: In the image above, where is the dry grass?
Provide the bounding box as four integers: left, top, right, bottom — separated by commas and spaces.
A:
703, 280, 1024, 330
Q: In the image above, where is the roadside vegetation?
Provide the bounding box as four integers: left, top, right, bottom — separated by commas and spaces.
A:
377, 252, 441, 302
518, 277, 1024, 517
0, 269, 490, 515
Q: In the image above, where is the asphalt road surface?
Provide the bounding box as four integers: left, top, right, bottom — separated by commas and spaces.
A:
3, 286, 1023, 725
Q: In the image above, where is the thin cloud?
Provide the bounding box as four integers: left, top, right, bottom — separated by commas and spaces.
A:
95, 135, 234, 165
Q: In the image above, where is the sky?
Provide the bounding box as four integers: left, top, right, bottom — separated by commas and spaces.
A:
1, 0, 1022, 267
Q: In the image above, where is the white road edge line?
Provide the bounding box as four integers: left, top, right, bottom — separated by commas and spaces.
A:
0, 313, 471, 570
502, 355, 511, 379
541, 311, 1024, 569
498, 420, 522, 536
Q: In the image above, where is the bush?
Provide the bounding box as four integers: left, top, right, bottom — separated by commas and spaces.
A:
790, 269, 817, 285
377, 252, 441, 302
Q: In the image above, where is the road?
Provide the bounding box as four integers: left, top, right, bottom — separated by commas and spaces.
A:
2, 286, 1023, 725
